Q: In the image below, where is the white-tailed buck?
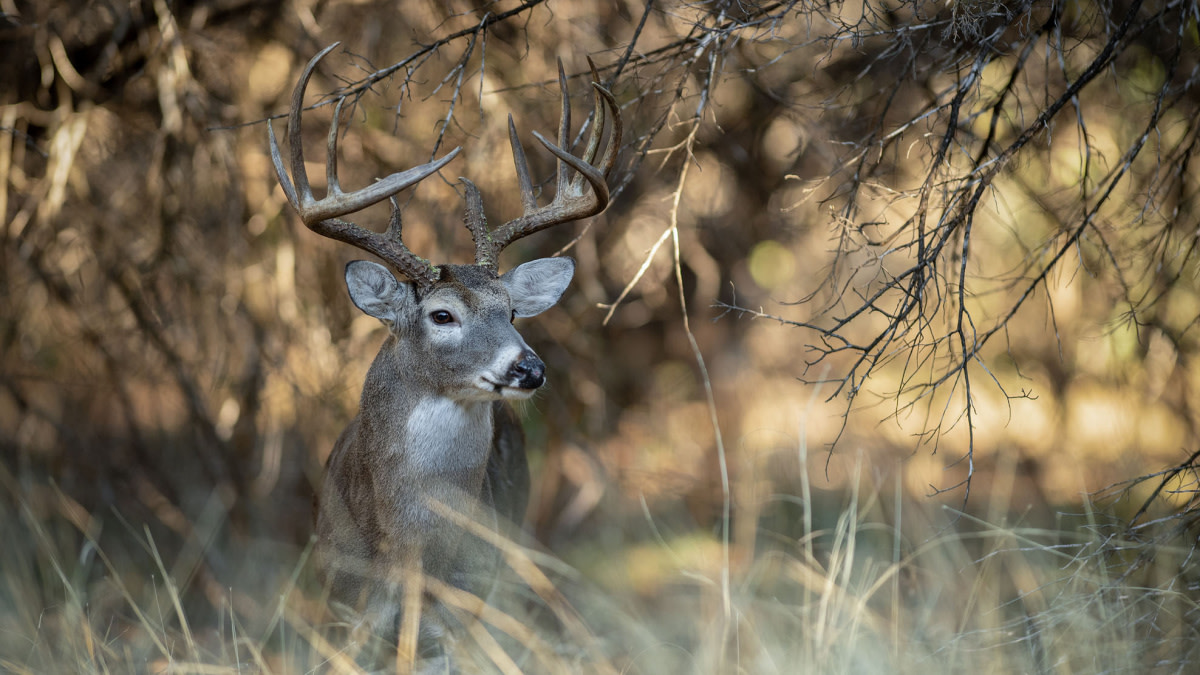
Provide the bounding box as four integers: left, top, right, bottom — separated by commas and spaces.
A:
267, 43, 620, 652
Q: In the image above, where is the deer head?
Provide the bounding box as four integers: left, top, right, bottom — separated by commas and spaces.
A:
342, 258, 574, 402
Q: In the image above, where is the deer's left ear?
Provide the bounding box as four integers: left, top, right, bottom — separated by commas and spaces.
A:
501, 257, 575, 318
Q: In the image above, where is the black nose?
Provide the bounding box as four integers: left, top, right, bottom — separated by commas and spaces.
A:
509, 352, 546, 390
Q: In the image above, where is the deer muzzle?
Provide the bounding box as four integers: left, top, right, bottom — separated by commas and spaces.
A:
508, 351, 546, 390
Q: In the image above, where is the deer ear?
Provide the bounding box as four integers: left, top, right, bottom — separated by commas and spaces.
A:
502, 257, 575, 318
345, 260, 414, 323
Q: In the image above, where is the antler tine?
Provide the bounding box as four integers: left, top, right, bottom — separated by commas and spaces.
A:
460, 178, 492, 266
587, 57, 622, 180
555, 60, 572, 191
473, 61, 622, 271
573, 58, 606, 180
325, 95, 347, 196
268, 42, 461, 289
507, 114, 537, 213
269, 42, 338, 212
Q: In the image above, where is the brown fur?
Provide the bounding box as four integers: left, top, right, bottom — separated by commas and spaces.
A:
313, 259, 571, 643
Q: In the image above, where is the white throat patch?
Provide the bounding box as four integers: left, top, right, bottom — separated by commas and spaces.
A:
403, 397, 493, 473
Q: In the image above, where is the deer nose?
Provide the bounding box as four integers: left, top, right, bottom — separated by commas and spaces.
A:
509, 352, 546, 390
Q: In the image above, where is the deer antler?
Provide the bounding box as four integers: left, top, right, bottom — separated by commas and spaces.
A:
463, 58, 622, 272
268, 42, 459, 289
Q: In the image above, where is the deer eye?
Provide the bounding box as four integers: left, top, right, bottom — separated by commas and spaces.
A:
430, 310, 455, 325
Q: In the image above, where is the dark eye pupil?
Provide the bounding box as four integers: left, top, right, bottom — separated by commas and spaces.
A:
432, 311, 453, 324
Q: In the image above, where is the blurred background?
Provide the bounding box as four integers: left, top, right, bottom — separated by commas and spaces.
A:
2, 0, 1199, 672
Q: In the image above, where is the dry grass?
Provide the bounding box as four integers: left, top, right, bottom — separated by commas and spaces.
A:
2, 456, 1196, 675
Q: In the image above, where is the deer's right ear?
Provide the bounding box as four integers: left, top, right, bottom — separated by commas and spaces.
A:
345, 260, 414, 324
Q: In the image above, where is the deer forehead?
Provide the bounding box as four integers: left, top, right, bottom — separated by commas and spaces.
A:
419, 265, 512, 315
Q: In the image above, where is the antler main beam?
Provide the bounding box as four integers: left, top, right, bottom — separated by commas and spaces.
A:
268, 42, 458, 289
270, 45, 621, 283
464, 59, 622, 271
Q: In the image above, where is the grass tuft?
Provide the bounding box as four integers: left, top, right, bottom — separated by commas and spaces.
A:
1, 461, 1196, 674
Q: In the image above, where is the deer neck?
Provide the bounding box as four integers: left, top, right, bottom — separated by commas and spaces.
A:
358, 358, 494, 484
